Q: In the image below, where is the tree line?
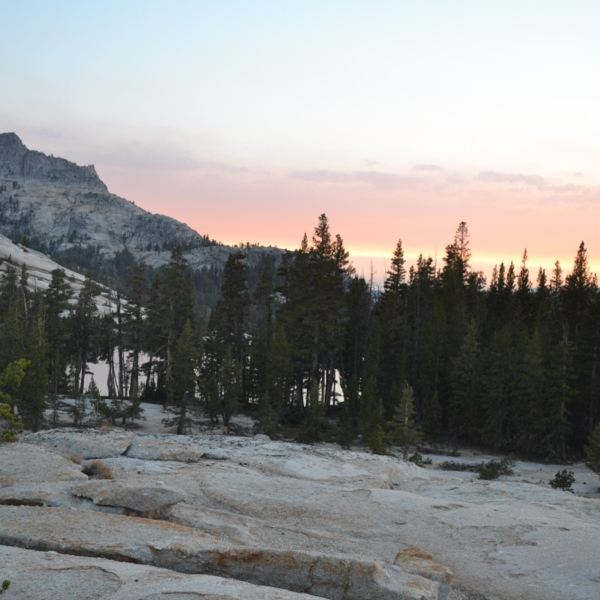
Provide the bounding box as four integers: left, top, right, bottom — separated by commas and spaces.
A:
1, 215, 600, 461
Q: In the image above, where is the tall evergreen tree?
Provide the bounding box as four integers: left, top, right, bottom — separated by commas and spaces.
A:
123, 261, 147, 399
44, 269, 72, 396
68, 277, 102, 394
170, 319, 199, 434
212, 251, 250, 363
145, 246, 195, 405
388, 383, 422, 459
18, 294, 49, 431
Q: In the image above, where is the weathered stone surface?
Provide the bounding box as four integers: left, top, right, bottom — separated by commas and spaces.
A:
193, 548, 440, 600
22, 429, 134, 459
0, 545, 328, 600
126, 434, 206, 462
73, 480, 185, 514
0, 443, 88, 508
8, 425, 600, 600
0, 506, 441, 600
395, 548, 453, 600
0, 443, 85, 483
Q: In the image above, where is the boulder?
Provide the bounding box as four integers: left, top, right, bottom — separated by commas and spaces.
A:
73, 480, 185, 516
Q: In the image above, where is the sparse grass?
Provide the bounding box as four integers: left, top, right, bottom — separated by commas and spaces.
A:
82, 459, 114, 479
66, 453, 83, 464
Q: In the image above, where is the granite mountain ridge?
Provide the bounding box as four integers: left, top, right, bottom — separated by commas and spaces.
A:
0, 132, 281, 302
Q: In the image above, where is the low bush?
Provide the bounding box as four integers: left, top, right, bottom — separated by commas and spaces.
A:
478, 455, 516, 480
439, 454, 516, 480
409, 452, 432, 467
549, 469, 575, 492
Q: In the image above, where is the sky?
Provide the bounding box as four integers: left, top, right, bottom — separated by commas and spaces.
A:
2, 1, 600, 283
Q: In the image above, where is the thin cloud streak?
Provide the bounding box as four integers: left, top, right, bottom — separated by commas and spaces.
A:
290, 169, 425, 188
412, 163, 444, 172
475, 171, 546, 186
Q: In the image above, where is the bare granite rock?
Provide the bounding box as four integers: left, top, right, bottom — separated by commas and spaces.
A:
0, 443, 87, 508
0, 545, 329, 600
5, 426, 600, 600
22, 429, 134, 459
73, 480, 185, 516
0, 506, 442, 600
126, 434, 206, 462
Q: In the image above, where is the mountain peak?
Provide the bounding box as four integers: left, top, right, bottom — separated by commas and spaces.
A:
0, 132, 25, 148
0, 132, 107, 192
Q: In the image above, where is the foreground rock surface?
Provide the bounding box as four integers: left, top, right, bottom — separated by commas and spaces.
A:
0, 545, 328, 600
3, 429, 599, 600
0, 505, 441, 600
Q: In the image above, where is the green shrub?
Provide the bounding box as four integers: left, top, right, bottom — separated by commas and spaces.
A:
440, 454, 516, 479
549, 469, 575, 492
409, 452, 432, 467
440, 461, 476, 472
478, 455, 516, 480
0, 403, 22, 442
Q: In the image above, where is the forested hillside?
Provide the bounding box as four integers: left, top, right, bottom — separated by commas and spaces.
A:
1, 214, 599, 460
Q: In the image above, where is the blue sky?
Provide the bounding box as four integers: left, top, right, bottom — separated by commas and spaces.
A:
3, 1, 600, 280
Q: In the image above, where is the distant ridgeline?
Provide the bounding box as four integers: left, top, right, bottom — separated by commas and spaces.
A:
0, 133, 282, 314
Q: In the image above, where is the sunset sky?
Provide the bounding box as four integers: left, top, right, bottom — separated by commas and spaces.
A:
2, 1, 600, 282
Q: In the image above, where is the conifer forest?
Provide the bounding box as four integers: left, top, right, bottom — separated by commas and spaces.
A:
2, 214, 600, 460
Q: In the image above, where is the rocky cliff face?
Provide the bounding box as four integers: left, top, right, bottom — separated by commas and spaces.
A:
0, 132, 107, 192
0, 133, 281, 277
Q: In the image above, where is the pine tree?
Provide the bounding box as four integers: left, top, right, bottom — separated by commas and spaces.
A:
44, 269, 72, 397
544, 340, 575, 460
212, 251, 250, 363
479, 325, 514, 448
123, 261, 147, 399
584, 423, 600, 477
219, 346, 242, 428
17, 296, 49, 431
388, 383, 422, 459
449, 317, 481, 439
68, 277, 102, 394
277, 214, 350, 413
300, 379, 328, 443
145, 246, 195, 405
422, 389, 442, 444
0, 359, 28, 441
265, 325, 295, 420
376, 239, 409, 418
384, 239, 407, 295
512, 329, 546, 453
170, 320, 199, 434
368, 398, 387, 455
211, 252, 250, 407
